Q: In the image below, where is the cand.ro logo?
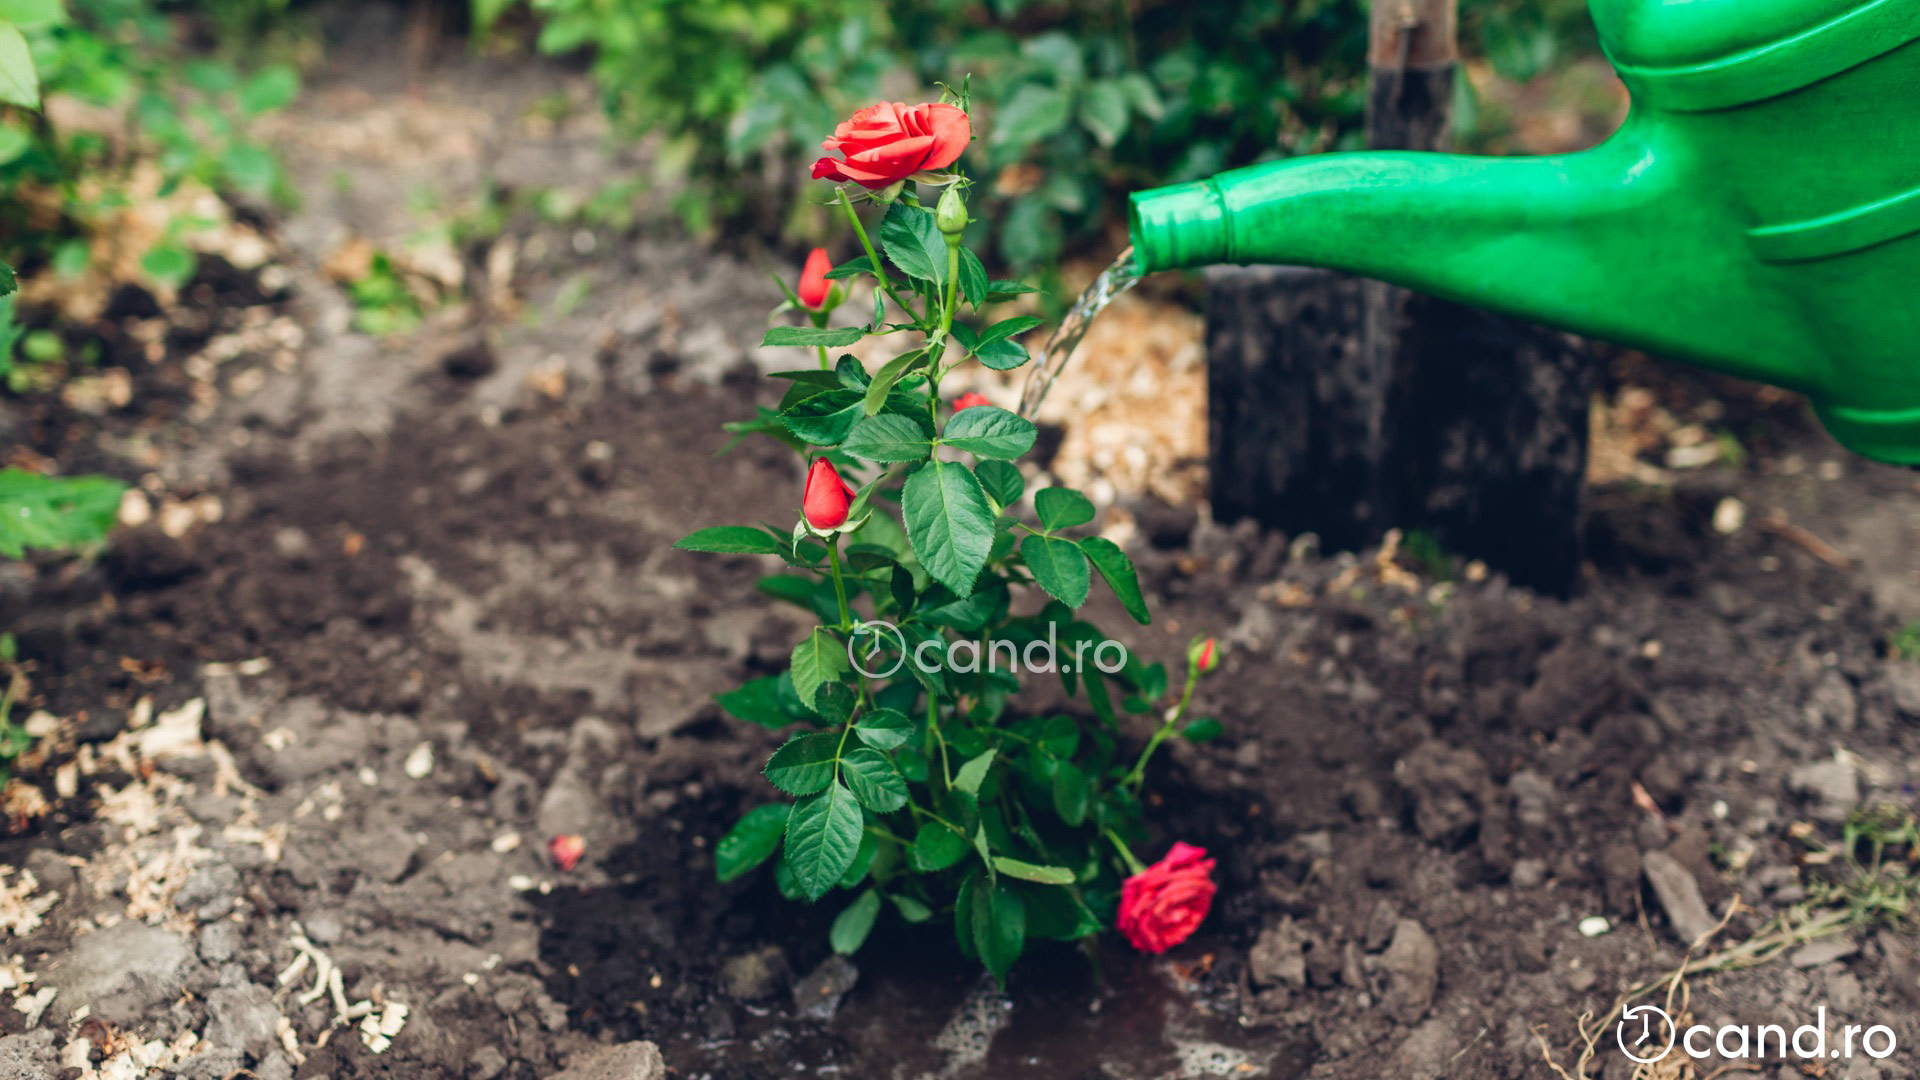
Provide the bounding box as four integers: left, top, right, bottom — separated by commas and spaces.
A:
847, 619, 908, 679
1618, 1005, 1677, 1064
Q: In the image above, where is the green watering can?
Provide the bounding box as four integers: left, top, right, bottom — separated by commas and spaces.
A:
1129, 0, 1920, 465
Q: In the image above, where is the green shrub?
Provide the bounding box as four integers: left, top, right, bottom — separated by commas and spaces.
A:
481, 0, 1601, 269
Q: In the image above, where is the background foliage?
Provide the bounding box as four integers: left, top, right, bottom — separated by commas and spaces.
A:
478, 0, 1601, 268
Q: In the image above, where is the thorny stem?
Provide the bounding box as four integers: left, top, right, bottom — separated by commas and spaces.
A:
826, 539, 852, 633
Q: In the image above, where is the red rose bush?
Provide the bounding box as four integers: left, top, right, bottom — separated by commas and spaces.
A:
678, 88, 1222, 979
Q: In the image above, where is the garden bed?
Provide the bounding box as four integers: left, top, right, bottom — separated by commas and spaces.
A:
2, 27, 1918, 1080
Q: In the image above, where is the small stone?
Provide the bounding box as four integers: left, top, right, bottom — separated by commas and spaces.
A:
470, 1045, 509, 1079
792, 955, 859, 1022
404, 742, 435, 779
1565, 966, 1598, 993
720, 946, 788, 1002
205, 984, 283, 1057
1380, 919, 1440, 1024
1787, 756, 1860, 823
1887, 663, 1920, 719
1248, 920, 1308, 988
1511, 858, 1547, 889
548, 1041, 666, 1080
0, 1031, 58, 1077
198, 922, 240, 964
1578, 916, 1611, 938
41, 921, 193, 1025
1642, 850, 1717, 945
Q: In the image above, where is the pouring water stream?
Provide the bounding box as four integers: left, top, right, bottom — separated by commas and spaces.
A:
1016, 247, 1143, 418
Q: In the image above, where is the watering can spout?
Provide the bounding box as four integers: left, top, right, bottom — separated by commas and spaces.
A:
1129, 136, 1812, 393
1126, 0, 1920, 470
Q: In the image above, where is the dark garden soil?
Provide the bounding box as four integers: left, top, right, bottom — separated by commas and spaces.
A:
3, 17, 1920, 1080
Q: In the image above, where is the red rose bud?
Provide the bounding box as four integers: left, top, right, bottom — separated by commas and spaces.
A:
803, 458, 855, 530
1117, 842, 1217, 954
798, 247, 833, 310
547, 833, 586, 872
953, 391, 991, 411
810, 102, 971, 190
1190, 637, 1218, 674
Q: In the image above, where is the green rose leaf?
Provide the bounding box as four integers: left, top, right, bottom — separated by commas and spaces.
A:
974, 460, 1024, 509
830, 889, 883, 954
954, 748, 997, 796
823, 255, 875, 280
1034, 487, 1095, 530
785, 781, 864, 901
790, 628, 850, 710
912, 822, 969, 871
1020, 534, 1091, 608
986, 280, 1039, 301
1078, 78, 1130, 148
764, 732, 840, 796
1183, 716, 1225, 743
978, 315, 1044, 347
781, 389, 866, 446
970, 876, 1027, 980
843, 413, 933, 462
878, 203, 947, 286
992, 83, 1071, 149
0, 259, 15, 297
1050, 760, 1090, 825
674, 525, 786, 555
891, 894, 933, 923
813, 682, 857, 726
863, 348, 927, 416
902, 459, 994, 597
973, 337, 1030, 371
1078, 536, 1150, 624
715, 804, 789, 883
958, 247, 989, 310
762, 325, 867, 348
841, 747, 909, 813
714, 677, 795, 730
853, 707, 913, 751
942, 406, 1036, 460
990, 857, 1076, 886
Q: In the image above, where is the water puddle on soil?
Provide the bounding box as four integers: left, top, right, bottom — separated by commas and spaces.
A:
661, 935, 1315, 1080
1017, 247, 1144, 419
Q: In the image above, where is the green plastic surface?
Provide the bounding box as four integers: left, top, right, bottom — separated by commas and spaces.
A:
1130, 0, 1920, 464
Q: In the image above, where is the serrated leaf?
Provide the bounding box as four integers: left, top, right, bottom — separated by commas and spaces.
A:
715, 804, 788, 882
1034, 487, 1095, 530
954, 749, 997, 796
0, 23, 38, 109
843, 413, 932, 462
1079, 536, 1149, 624
986, 280, 1039, 300
763, 325, 867, 348
830, 889, 882, 954
813, 682, 857, 725
942, 406, 1036, 460
958, 248, 988, 309
913, 821, 969, 871
782, 389, 866, 446
970, 876, 1027, 979
1050, 760, 1090, 825
764, 732, 841, 796
1021, 534, 1090, 607
0, 260, 14, 298
863, 348, 926, 416
785, 783, 864, 901
823, 255, 876, 280
841, 748, 908, 813
973, 336, 1029, 371
991, 857, 1076, 885
978, 316, 1044, 347
789, 628, 849, 709
853, 707, 912, 751
675, 525, 785, 555
714, 677, 794, 730
878, 203, 947, 285
902, 459, 994, 597
974, 460, 1024, 509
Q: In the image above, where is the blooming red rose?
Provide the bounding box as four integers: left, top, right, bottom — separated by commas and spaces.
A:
811, 102, 971, 190
798, 247, 833, 310
803, 458, 855, 530
953, 391, 991, 411
1117, 842, 1216, 953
